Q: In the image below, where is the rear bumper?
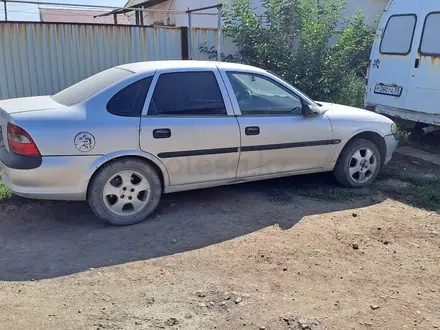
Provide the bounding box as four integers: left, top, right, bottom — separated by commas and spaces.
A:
367, 104, 440, 126
0, 145, 42, 169
384, 134, 399, 165
0, 154, 101, 201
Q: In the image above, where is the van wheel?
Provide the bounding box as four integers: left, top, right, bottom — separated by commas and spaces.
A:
334, 138, 381, 188
88, 159, 162, 226
410, 122, 428, 142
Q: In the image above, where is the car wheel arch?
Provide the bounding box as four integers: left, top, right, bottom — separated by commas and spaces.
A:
338, 131, 387, 166
84, 152, 169, 200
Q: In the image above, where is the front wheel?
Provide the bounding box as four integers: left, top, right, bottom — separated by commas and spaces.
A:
334, 138, 382, 188
88, 159, 162, 226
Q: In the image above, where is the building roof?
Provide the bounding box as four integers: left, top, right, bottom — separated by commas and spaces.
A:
123, 0, 169, 10
97, 0, 168, 18
40, 8, 130, 25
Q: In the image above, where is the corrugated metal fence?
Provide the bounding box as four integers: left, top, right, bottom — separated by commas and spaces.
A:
191, 28, 236, 61
0, 22, 237, 100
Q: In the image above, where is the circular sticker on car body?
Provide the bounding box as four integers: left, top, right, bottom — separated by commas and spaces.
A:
74, 132, 96, 152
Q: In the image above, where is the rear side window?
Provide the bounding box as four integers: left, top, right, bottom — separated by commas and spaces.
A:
52, 67, 133, 106
380, 14, 417, 55
148, 71, 226, 115
420, 12, 440, 56
107, 77, 152, 117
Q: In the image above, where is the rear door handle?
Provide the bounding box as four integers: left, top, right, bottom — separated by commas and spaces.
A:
245, 126, 260, 136
153, 128, 171, 139
415, 58, 420, 68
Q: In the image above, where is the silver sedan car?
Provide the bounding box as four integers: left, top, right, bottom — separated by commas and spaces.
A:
0, 61, 399, 225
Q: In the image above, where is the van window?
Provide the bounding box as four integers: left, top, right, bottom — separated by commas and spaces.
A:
380, 15, 417, 55
420, 12, 440, 56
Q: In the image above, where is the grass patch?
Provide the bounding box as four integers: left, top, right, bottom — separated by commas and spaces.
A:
264, 174, 371, 204
396, 126, 411, 146
400, 176, 440, 210
377, 171, 440, 210
264, 167, 439, 211
0, 178, 13, 201
411, 182, 440, 209
297, 185, 369, 203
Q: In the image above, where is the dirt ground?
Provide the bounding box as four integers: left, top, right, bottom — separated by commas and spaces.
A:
0, 153, 439, 330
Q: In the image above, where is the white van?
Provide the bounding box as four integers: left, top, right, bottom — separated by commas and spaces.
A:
366, 0, 440, 132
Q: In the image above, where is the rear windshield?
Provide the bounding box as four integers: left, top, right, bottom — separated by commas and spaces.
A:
51, 67, 133, 106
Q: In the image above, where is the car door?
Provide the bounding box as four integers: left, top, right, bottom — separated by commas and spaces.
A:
220, 70, 333, 178
406, 6, 440, 118
139, 68, 240, 187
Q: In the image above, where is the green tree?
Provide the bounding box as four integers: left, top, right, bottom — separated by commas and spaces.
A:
218, 0, 376, 107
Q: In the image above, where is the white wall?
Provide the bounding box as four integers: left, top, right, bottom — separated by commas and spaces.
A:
174, 0, 227, 28
140, 0, 261, 27
340, 0, 389, 27
136, 0, 389, 27
175, 0, 388, 28
141, 1, 171, 25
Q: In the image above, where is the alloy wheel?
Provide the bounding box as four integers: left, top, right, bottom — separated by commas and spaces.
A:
102, 171, 151, 216
348, 147, 378, 184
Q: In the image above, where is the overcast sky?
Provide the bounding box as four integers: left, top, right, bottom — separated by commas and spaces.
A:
0, 0, 127, 21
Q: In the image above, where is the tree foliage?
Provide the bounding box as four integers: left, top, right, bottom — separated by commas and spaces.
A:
217, 0, 376, 106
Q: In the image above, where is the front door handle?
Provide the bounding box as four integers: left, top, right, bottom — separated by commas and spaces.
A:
153, 128, 171, 139
245, 126, 260, 136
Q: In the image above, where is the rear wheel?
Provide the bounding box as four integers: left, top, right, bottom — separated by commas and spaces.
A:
334, 138, 381, 188
88, 159, 162, 226
410, 122, 428, 142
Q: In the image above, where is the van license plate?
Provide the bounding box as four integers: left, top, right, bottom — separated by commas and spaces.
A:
374, 84, 402, 97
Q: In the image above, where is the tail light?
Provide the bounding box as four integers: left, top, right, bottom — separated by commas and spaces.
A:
365, 60, 371, 85
7, 123, 41, 156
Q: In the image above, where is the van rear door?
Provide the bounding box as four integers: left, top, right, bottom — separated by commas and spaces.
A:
406, 3, 440, 124
366, 2, 423, 112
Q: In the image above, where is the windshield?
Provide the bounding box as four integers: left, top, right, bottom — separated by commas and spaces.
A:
51, 67, 133, 106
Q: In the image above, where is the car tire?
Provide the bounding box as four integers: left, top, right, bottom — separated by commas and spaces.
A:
88, 158, 162, 226
334, 138, 382, 188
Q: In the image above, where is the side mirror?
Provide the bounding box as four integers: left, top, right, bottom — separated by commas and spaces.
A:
302, 104, 319, 117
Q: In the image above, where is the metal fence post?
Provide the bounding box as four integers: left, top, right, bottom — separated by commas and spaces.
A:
188, 10, 193, 60
217, 6, 222, 61
180, 26, 189, 60
187, 4, 222, 61
3, 1, 7, 22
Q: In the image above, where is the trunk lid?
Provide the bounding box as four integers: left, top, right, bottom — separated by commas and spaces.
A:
0, 96, 61, 114
0, 96, 62, 151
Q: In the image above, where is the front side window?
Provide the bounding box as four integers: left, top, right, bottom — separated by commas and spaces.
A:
420, 12, 440, 55
227, 72, 303, 115
52, 67, 133, 106
380, 14, 417, 55
107, 77, 152, 117
148, 71, 226, 115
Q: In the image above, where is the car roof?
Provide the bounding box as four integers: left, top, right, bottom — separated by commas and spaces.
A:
118, 60, 267, 74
